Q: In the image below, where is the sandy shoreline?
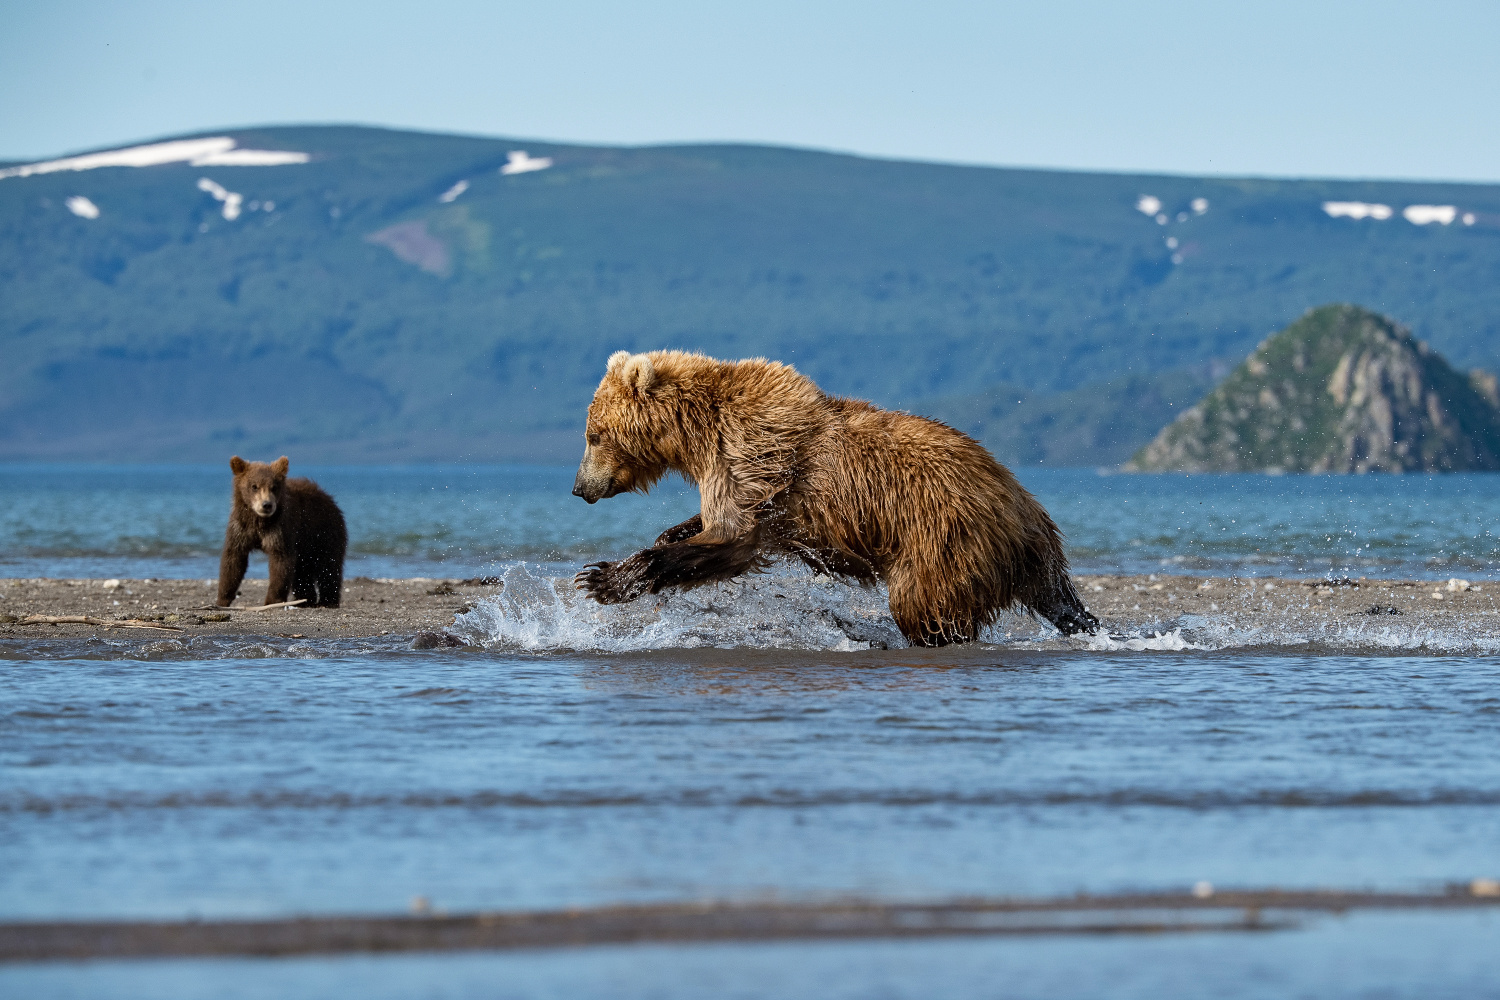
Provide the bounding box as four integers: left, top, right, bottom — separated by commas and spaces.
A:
0, 576, 498, 643
2, 573, 1496, 647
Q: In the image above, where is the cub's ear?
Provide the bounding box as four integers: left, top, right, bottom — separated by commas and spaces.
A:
606, 350, 633, 374
229, 456, 247, 475
272, 456, 290, 476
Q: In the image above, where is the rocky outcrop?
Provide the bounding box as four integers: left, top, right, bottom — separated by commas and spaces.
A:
1127, 304, 1500, 473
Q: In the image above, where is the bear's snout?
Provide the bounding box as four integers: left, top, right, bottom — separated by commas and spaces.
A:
573, 450, 619, 503
572, 474, 610, 504
254, 496, 278, 517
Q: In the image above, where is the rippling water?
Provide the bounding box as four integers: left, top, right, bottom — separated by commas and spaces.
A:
2, 464, 1498, 579
4, 464, 1500, 997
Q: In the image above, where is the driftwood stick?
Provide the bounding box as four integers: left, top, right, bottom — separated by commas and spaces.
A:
182, 599, 307, 612
15, 615, 184, 632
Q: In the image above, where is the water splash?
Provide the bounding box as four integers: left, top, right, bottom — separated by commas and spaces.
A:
1174, 614, 1500, 654
1084, 629, 1205, 652
450, 564, 1500, 655
450, 564, 911, 652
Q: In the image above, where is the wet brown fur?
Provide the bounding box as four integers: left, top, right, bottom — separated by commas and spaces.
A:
218, 456, 348, 608
572, 351, 1098, 646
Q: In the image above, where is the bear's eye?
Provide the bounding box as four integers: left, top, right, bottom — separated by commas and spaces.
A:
587, 432, 602, 446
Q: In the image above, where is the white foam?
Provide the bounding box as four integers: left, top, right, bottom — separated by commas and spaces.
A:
1403, 204, 1457, 226
0, 137, 308, 180
1191, 197, 1209, 215
438, 179, 469, 203
447, 565, 1500, 656
501, 151, 552, 175
1085, 628, 1204, 652
1323, 201, 1393, 221
450, 564, 906, 652
197, 177, 243, 220
1173, 614, 1500, 654
64, 195, 99, 219
1136, 195, 1162, 216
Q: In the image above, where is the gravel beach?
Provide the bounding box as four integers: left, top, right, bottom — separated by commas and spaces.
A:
0, 577, 500, 643
2, 574, 1495, 646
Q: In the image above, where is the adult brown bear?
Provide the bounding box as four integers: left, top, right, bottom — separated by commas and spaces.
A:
217, 456, 348, 609
572, 351, 1097, 646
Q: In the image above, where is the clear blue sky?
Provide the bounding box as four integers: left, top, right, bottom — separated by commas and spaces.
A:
3, 0, 1497, 181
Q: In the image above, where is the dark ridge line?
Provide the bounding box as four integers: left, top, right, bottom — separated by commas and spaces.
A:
5, 889, 1499, 962
9, 787, 1500, 814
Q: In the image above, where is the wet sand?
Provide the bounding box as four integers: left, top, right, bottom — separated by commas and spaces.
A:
0, 577, 499, 642
7, 887, 1500, 960
2, 574, 1495, 645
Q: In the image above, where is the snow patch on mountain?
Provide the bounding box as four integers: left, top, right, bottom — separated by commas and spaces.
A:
197, 177, 243, 220
1323, 201, 1393, 221
1403, 205, 1457, 226
501, 151, 552, 175
65, 196, 100, 219
0, 137, 309, 180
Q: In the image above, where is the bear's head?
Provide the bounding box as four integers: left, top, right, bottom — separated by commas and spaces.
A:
230, 455, 290, 518
573, 351, 676, 503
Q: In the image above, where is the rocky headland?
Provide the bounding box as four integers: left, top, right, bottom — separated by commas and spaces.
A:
1128, 304, 1500, 473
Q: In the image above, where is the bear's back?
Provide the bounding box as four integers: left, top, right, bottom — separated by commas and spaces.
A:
284, 477, 344, 521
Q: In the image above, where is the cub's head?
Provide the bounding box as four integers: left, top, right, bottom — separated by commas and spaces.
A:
230, 455, 290, 518
573, 351, 675, 504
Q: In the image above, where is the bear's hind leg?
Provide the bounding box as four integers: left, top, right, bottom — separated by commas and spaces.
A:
886, 574, 979, 648
1027, 575, 1099, 636
300, 561, 342, 608
316, 563, 343, 608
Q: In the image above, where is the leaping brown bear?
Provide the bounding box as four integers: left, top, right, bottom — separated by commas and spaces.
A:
572, 351, 1098, 647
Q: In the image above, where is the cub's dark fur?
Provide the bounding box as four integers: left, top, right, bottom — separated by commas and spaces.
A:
217, 456, 347, 608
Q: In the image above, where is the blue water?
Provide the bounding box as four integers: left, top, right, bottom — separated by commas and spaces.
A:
2, 464, 1498, 580
4, 465, 1500, 998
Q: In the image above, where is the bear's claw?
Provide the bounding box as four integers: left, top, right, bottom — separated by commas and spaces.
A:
575, 557, 652, 604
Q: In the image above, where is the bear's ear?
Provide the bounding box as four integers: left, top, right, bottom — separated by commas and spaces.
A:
272, 456, 289, 476
229, 456, 247, 475
620, 354, 657, 395
606, 351, 657, 395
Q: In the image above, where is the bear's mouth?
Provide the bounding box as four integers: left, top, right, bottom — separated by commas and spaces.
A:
572, 483, 619, 504
572, 468, 621, 504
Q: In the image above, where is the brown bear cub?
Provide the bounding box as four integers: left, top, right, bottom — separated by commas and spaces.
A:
573, 351, 1098, 647
217, 456, 348, 609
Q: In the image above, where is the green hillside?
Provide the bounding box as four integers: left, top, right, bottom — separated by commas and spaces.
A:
3, 125, 1499, 464
1128, 304, 1500, 472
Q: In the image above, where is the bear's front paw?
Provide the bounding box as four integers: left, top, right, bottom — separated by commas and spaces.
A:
575, 556, 652, 604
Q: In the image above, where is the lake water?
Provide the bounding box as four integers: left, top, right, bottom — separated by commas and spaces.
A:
3, 465, 1500, 998
2, 464, 1498, 581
